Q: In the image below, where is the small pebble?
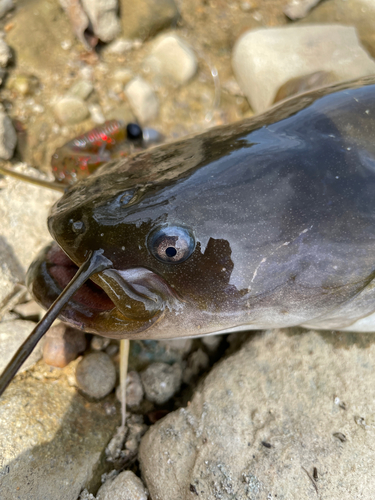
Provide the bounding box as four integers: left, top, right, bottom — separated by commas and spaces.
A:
88, 103, 105, 124
76, 352, 116, 399
0, 110, 16, 159
0, 0, 13, 19
158, 337, 193, 356
68, 80, 94, 100
81, 0, 121, 42
201, 334, 223, 351
96, 470, 148, 500
13, 300, 43, 321
124, 77, 159, 123
7, 74, 40, 96
43, 324, 87, 368
112, 68, 134, 84
79, 489, 96, 500
106, 425, 128, 461
142, 127, 164, 145
0, 38, 11, 67
183, 348, 209, 384
146, 33, 197, 84
283, 0, 321, 20
91, 335, 110, 351
121, 0, 179, 40
106, 342, 119, 357
141, 362, 182, 405
53, 96, 90, 125
116, 371, 144, 408
106, 38, 140, 54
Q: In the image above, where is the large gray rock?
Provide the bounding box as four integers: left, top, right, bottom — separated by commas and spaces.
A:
0, 370, 120, 499
232, 25, 375, 113
140, 329, 375, 499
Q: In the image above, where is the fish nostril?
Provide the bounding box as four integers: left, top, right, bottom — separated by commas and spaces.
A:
71, 220, 86, 234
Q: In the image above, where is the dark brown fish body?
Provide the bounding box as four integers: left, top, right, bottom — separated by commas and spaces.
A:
27, 77, 375, 339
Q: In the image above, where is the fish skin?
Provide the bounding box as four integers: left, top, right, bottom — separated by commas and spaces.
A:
27, 76, 375, 339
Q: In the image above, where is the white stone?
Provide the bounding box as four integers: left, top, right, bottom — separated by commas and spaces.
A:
68, 80, 94, 100
53, 96, 90, 125
146, 33, 197, 84
124, 77, 159, 123
81, 0, 120, 42
232, 25, 375, 113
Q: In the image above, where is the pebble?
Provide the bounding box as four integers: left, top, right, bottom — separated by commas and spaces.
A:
53, 96, 90, 125
7, 73, 40, 96
81, 0, 121, 42
140, 329, 375, 500
142, 127, 164, 146
0, 38, 11, 67
106, 414, 148, 466
76, 351, 116, 399
13, 299, 44, 321
300, 0, 375, 58
68, 80, 94, 100
91, 335, 111, 351
120, 0, 179, 40
141, 362, 182, 405
88, 103, 105, 124
182, 348, 209, 384
79, 490, 96, 500
0, 0, 13, 19
105, 342, 119, 357
124, 77, 159, 123
113, 68, 134, 82
96, 470, 148, 500
201, 334, 223, 352
232, 25, 375, 113
116, 370, 144, 408
105, 38, 141, 54
42, 323, 87, 368
146, 33, 198, 85
0, 319, 42, 374
0, 110, 16, 159
284, 0, 321, 19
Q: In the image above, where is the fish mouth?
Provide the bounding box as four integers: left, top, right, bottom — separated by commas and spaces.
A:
26, 242, 180, 337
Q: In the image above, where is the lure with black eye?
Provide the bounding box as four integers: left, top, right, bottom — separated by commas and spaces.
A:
22, 75, 375, 344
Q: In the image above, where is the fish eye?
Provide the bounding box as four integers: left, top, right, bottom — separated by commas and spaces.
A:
148, 225, 195, 264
